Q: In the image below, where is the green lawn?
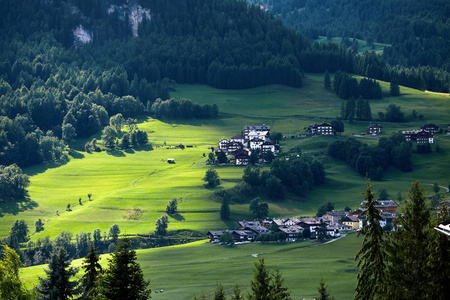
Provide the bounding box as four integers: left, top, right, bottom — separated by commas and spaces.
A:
9, 74, 450, 299
2, 74, 449, 240
21, 234, 361, 300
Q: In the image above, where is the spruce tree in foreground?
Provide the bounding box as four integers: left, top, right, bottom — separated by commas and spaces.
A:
36, 247, 80, 300
97, 238, 151, 300
425, 203, 450, 298
317, 276, 334, 300
385, 181, 430, 299
355, 180, 386, 299
81, 244, 102, 299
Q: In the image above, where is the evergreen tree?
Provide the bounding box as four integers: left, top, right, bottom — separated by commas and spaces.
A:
269, 267, 291, 300
317, 277, 334, 300
220, 198, 230, 220
213, 284, 226, 300
81, 244, 102, 300
36, 247, 80, 300
249, 258, 271, 300
231, 284, 243, 300
166, 198, 178, 214
390, 77, 400, 96
355, 180, 387, 299
154, 214, 169, 236
324, 70, 331, 90
97, 239, 151, 300
386, 181, 430, 299
425, 203, 450, 299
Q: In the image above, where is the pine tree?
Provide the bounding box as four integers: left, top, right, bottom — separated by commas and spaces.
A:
355, 180, 386, 299
386, 181, 431, 299
97, 239, 151, 300
249, 258, 271, 300
36, 247, 80, 300
269, 267, 291, 300
220, 198, 230, 220
81, 244, 102, 299
213, 284, 226, 300
231, 284, 243, 300
425, 203, 450, 299
324, 70, 331, 90
390, 77, 400, 96
317, 277, 334, 300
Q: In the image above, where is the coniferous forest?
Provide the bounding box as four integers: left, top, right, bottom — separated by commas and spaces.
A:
1, 0, 450, 299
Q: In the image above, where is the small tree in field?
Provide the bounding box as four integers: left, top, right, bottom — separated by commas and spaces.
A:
154, 215, 169, 236
203, 168, 220, 187
166, 198, 178, 214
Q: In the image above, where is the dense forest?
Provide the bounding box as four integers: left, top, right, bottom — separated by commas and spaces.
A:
246, 0, 450, 70
0, 0, 448, 171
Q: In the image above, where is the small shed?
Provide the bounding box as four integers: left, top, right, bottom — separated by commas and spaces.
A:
167, 158, 175, 164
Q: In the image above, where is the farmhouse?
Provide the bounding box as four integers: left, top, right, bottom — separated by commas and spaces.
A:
218, 139, 229, 151
401, 129, 434, 143
421, 124, 439, 133
368, 124, 382, 134
231, 135, 245, 144
322, 211, 349, 225
244, 125, 270, 140
342, 215, 360, 230
277, 225, 303, 242
232, 149, 250, 165
359, 200, 399, 214
307, 123, 334, 135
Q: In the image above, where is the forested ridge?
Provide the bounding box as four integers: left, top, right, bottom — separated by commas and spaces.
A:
247, 0, 450, 92
246, 0, 450, 70
0, 0, 448, 171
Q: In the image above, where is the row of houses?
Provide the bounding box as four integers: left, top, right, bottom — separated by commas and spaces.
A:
306, 123, 383, 135
217, 125, 280, 165
208, 200, 399, 243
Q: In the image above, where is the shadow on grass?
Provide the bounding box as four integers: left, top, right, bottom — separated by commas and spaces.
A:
170, 213, 185, 221
106, 148, 126, 157
133, 144, 154, 152
0, 197, 38, 216
25, 156, 70, 176
68, 149, 85, 159
125, 149, 136, 154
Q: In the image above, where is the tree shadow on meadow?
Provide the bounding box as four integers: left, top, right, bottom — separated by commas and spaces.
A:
169, 213, 185, 221
0, 197, 38, 217
68, 149, 85, 159
106, 148, 126, 157
25, 156, 70, 176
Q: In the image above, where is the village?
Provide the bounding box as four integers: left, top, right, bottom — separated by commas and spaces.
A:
213, 122, 443, 166
207, 200, 399, 244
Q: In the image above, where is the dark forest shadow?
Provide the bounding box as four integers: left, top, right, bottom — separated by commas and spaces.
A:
69, 149, 85, 159
0, 197, 38, 216
25, 156, 70, 176
106, 148, 126, 157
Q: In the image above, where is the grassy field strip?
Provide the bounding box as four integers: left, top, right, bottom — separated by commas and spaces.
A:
2, 75, 449, 240
21, 234, 360, 300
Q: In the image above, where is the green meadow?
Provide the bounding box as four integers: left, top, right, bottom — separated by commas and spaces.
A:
21, 234, 360, 300
4, 73, 450, 298
2, 74, 449, 239
314, 36, 391, 55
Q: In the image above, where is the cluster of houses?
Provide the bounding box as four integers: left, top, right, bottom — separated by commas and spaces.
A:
401, 124, 439, 144
306, 123, 383, 135
217, 125, 280, 165
207, 200, 399, 243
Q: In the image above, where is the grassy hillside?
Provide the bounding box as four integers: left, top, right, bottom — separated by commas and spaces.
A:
1, 74, 449, 240
21, 234, 361, 300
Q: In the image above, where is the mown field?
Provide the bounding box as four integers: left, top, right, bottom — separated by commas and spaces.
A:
6, 73, 450, 299
22, 234, 360, 300
4, 74, 449, 239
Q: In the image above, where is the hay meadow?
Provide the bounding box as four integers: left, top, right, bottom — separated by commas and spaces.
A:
4, 73, 450, 299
